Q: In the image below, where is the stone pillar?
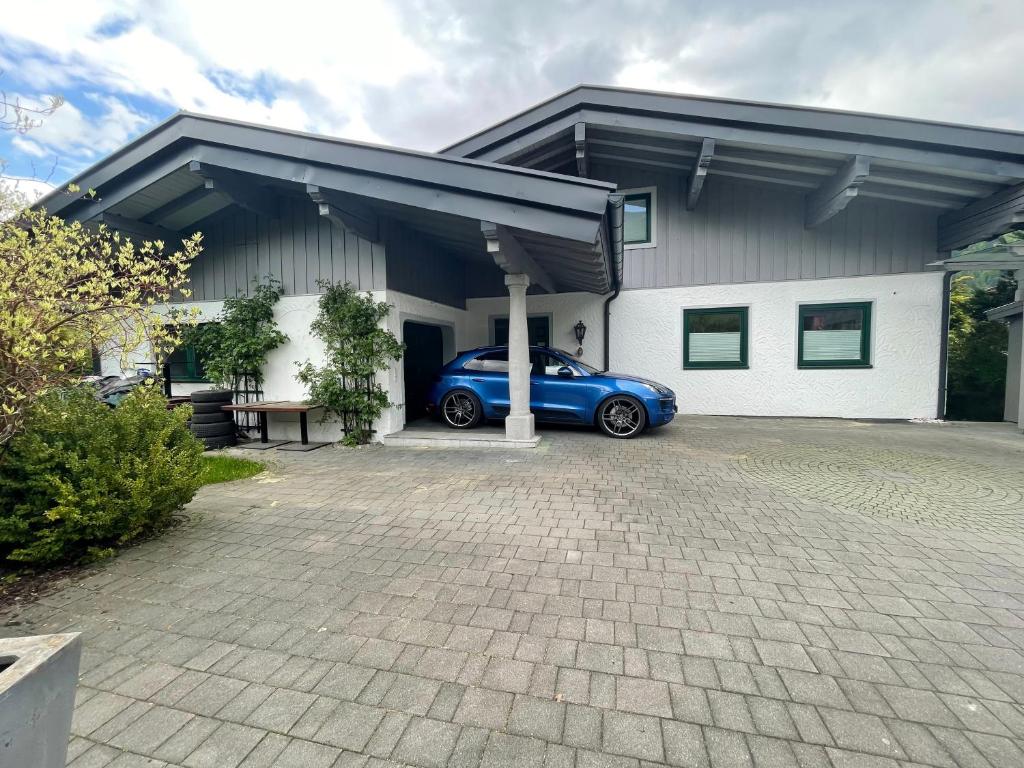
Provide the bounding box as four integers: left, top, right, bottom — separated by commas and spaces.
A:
504, 273, 535, 440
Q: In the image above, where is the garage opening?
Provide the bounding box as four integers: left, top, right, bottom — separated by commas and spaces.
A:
403, 321, 445, 422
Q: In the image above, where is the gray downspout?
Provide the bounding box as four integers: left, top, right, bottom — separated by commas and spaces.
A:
936, 270, 955, 419
603, 194, 624, 372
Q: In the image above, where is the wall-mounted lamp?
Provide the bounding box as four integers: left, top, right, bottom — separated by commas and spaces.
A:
573, 320, 587, 357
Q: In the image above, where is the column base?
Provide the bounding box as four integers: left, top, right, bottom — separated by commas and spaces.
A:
504, 413, 535, 441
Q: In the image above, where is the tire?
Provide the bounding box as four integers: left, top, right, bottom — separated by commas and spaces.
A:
190, 421, 236, 439
596, 395, 647, 439
190, 389, 234, 404
191, 401, 230, 414
202, 435, 237, 450
440, 389, 483, 430
191, 411, 232, 425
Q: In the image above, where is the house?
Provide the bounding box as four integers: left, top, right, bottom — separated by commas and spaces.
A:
39, 85, 1024, 441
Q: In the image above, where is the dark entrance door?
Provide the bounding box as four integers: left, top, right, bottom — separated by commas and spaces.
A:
403, 321, 444, 422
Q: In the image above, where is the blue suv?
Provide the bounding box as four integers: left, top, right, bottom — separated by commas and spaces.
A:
427, 346, 676, 438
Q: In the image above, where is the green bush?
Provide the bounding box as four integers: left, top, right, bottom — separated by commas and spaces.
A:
0, 385, 203, 565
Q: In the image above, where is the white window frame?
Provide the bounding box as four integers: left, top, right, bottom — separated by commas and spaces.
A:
621, 186, 657, 250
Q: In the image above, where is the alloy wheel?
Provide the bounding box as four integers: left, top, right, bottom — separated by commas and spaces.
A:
443, 392, 477, 427
601, 397, 643, 437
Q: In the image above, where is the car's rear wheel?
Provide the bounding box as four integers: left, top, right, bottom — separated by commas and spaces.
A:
441, 390, 482, 430
597, 395, 646, 439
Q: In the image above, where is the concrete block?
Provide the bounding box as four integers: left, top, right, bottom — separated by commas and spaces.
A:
0, 633, 82, 768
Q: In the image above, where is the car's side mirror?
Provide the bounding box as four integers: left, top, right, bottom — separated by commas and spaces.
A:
557, 366, 575, 378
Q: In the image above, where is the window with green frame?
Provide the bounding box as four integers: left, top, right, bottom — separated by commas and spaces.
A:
166, 341, 208, 382
623, 192, 652, 245
797, 302, 872, 368
683, 306, 748, 369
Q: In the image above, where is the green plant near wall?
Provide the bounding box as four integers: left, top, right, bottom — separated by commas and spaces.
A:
182, 278, 288, 392
296, 281, 404, 445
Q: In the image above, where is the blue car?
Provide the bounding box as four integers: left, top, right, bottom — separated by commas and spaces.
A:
427, 346, 676, 439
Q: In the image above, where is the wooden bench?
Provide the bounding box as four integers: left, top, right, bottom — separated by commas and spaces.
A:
221, 401, 327, 451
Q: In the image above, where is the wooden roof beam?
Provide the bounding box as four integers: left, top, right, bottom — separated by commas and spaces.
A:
189, 161, 277, 219
142, 185, 216, 227
805, 154, 871, 229
481, 221, 556, 294
686, 138, 715, 211
306, 185, 379, 242
96, 212, 181, 244
575, 122, 588, 178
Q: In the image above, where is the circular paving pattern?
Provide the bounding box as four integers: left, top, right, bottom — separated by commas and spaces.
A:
736, 441, 1024, 536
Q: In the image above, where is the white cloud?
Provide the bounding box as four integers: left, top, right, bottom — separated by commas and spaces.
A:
0, 0, 1021, 182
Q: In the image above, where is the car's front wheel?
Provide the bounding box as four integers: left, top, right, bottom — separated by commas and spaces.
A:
597, 395, 646, 438
441, 390, 483, 430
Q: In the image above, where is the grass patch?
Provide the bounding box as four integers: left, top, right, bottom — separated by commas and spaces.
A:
200, 455, 265, 485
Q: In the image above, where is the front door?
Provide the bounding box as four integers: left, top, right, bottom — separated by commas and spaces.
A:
403, 321, 444, 421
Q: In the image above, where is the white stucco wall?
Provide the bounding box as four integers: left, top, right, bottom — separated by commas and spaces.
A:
611, 271, 946, 419
464, 291, 607, 370
380, 290, 471, 435
139, 290, 474, 440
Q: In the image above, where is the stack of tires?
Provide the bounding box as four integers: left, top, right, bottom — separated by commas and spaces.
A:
189, 390, 237, 450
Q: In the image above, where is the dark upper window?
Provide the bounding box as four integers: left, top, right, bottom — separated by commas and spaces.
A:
492, 316, 550, 347
623, 192, 653, 246
798, 302, 872, 368
463, 350, 509, 372
683, 307, 749, 369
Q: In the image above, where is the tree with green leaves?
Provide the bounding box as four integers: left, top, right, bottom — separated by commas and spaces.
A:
180, 279, 288, 393
296, 281, 404, 445
0, 185, 201, 446
945, 229, 1021, 421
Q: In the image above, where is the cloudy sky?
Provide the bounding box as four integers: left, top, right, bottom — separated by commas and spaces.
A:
0, 0, 1019, 195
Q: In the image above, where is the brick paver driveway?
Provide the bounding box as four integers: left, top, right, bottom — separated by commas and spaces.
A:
5, 417, 1024, 768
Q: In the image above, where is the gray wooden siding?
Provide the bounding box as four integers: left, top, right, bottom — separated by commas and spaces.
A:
384, 222, 467, 309
185, 195, 385, 301
592, 162, 940, 291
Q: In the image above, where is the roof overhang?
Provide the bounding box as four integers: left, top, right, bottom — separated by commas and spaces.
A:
442, 85, 1024, 241
928, 242, 1024, 271
986, 300, 1023, 322
39, 113, 621, 294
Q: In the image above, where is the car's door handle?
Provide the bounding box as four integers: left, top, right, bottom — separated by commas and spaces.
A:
471, 377, 485, 382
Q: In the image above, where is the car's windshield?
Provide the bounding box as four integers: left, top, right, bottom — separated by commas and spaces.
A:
551, 348, 602, 375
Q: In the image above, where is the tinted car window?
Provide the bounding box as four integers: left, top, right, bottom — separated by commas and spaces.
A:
464, 350, 509, 372
530, 351, 571, 376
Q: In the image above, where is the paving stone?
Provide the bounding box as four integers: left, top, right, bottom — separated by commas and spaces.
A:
182, 722, 266, 768
481, 656, 534, 693
454, 686, 513, 730
602, 711, 664, 762
662, 720, 709, 767
9, 418, 1024, 768
107, 705, 193, 755
507, 693, 566, 742
244, 688, 317, 732
818, 707, 905, 760
480, 732, 547, 768
615, 676, 673, 717
564, 703, 603, 750
314, 702, 386, 751
391, 717, 460, 768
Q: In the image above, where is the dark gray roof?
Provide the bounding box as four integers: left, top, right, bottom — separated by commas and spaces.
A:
443, 84, 1024, 164
440, 84, 1024, 219
38, 111, 621, 293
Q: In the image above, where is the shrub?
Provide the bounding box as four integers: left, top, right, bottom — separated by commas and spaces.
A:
296, 281, 404, 445
0, 385, 203, 565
